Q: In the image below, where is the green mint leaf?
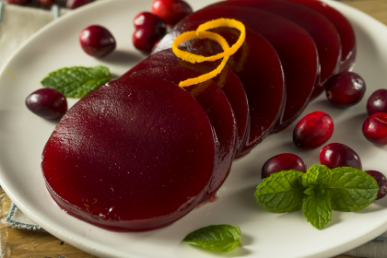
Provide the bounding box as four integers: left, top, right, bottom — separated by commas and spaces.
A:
183, 225, 241, 252
41, 66, 111, 98
302, 165, 331, 187
303, 187, 332, 230
326, 167, 378, 212
255, 171, 305, 213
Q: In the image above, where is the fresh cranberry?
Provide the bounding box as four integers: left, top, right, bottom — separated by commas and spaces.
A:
320, 143, 362, 170
26, 89, 67, 119
66, 0, 93, 9
133, 27, 163, 52
261, 153, 307, 179
79, 25, 116, 58
367, 89, 387, 115
133, 12, 167, 36
366, 170, 387, 200
293, 111, 334, 149
152, 0, 193, 26
38, 0, 54, 6
6, 0, 31, 5
325, 72, 366, 107
363, 113, 387, 145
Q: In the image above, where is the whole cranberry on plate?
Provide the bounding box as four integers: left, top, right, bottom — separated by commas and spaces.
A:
79, 25, 116, 58
25, 88, 67, 120
152, 0, 193, 26
366, 170, 387, 200
293, 111, 334, 149
261, 153, 307, 179
132, 12, 166, 52
367, 89, 387, 115
320, 143, 362, 170
38, 0, 54, 7
325, 72, 366, 107
363, 113, 387, 145
66, 0, 94, 9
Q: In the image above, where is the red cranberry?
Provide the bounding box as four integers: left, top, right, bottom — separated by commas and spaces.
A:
320, 143, 362, 170
6, 0, 31, 5
363, 113, 387, 145
79, 25, 116, 58
26, 88, 67, 120
367, 89, 387, 115
133, 12, 167, 36
366, 170, 387, 200
38, 0, 54, 6
133, 28, 163, 52
293, 111, 334, 149
152, 0, 193, 26
66, 0, 93, 9
325, 72, 366, 107
261, 153, 307, 179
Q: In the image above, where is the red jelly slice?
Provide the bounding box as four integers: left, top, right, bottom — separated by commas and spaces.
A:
218, 0, 341, 99
155, 28, 285, 155
173, 5, 318, 132
126, 66, 237, 202
286, 0, 356, 73
123, 49, 250, 156
42, 78, 216, 231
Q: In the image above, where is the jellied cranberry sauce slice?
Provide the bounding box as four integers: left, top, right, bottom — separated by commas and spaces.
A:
154, 28, 285, 156
122, 49, 250, 155
42, 78, 216, 231
218, 0, 341, 99
126, 66, 237, 203
286, 0, 356, 73
170, 5, 318, 132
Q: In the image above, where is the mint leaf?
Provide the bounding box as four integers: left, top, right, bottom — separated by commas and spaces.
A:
326, 167, 378, 212
303, 187, 332, 230
255, 171, 305, 213
183, 225, 241, 252
41, 66, 111, 98
303, 165, 331, 187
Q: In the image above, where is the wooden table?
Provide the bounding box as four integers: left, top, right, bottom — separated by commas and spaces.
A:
1, 0, 387, 257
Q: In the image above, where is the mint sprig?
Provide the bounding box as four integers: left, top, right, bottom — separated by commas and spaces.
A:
183, 224, 241, 252
255, 165, 378, 230
41, 66, 111, 98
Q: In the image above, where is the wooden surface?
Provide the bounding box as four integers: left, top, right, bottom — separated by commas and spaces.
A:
0, 0, 386, 257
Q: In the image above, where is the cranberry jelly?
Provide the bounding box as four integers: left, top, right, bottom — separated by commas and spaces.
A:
287, 0, 356, 73
218, 0, 341, 96
42, 78, 216, 231
173, 6, 318, 132
124, 49, 251, 156
127, 66, 237, 203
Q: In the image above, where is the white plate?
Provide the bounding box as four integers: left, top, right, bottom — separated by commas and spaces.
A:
0, 0, 387, 257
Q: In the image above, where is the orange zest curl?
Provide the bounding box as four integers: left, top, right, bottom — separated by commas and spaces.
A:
172, 18, 246, 88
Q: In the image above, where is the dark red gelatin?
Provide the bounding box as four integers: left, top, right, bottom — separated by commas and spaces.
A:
217, 0, 341, 96
320, 143, 362, 170
127, 66, 237, 203
367, 89, 387, 115
363, 113, 387, 145
261, 153, 307, 179
79, 25, 116, 58
325, 72, 366, 107
124, 49, 251, 156
25, 88, 67, 120
366, 170, 387, 200
42, 78, 217, 231
286, 0, 356, 73
293, 111, 334, 149
66, 0, 93, 9
152, 0, 193, 26
169, 5, 318, 132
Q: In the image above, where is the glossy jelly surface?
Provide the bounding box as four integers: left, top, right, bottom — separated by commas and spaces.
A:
172, 5, 318, 132
42, 78, 216, 231
127, 66, 237, 202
